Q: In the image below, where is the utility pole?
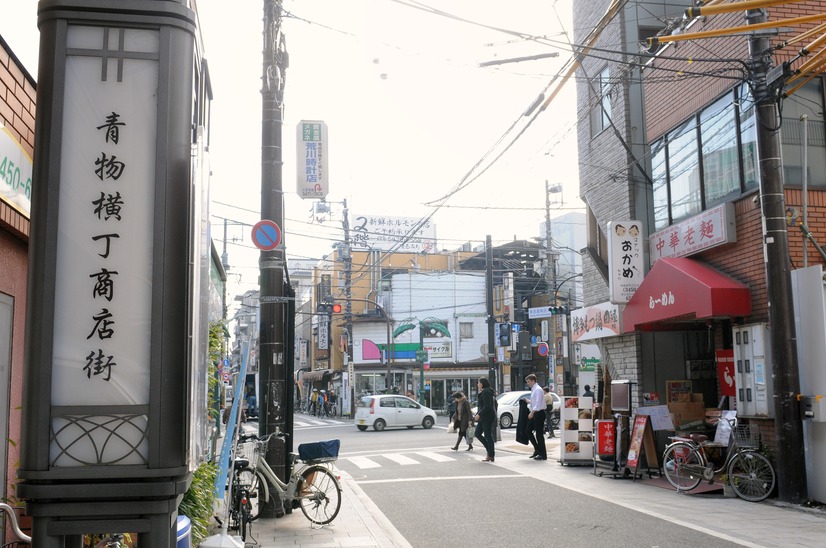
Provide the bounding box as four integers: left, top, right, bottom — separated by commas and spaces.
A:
545, 180, 558, 391
748, 8, 807, 504
341, 199, 354, 415
485, 235, 496, 390
259, 0, 289, 518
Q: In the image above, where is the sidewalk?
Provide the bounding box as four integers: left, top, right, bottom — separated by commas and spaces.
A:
242, 436, 826, 548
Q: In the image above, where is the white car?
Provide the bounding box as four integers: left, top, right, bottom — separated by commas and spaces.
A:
473, 390, 561, 429
355, 395, 437, 432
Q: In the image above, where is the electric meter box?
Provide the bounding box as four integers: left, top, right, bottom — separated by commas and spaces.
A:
800, 395, 826, 422
732, 323, 775, 418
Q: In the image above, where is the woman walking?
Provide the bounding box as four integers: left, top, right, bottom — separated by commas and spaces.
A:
473, 377, 497, 462
450, 392, 474, 451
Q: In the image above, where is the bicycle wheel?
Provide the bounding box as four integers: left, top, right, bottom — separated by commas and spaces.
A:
297, 465, 342, 525
727, 450, 775, 502
238, 468, 266, 522
662, 443, 704, 491
240, 499, 251, 542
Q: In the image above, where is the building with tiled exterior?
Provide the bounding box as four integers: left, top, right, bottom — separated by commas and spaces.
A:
575, 0, 826, 501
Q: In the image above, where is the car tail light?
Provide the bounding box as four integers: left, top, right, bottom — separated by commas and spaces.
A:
369, 398, 376, 414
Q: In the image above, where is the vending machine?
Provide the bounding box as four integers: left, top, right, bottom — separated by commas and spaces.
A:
732, 323, 775, 418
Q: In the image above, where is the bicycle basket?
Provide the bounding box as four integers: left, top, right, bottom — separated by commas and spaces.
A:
731, 424, 760, 449
236, 439, 264, 468
298, 439, 340, 463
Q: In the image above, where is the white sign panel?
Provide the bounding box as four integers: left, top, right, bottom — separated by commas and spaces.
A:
649, 203, 736, 264
608, 220, 645, 304
52, 26, 158, 409
529, 306, 554, 319
0, 125, 33, 217
424, 340, 452, 359
318, 318, 329, 350
351, 214, 437, 253
296, 120, 328, 199
571, 301, 622, 342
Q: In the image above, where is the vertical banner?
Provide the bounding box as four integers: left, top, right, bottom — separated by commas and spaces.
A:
608, 220, 645, 304
296, 120, 328, 199
51, 26, 160, 465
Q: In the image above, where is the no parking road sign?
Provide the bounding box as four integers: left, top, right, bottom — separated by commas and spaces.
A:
537, 342, 549, 357
251, 219, 282, 251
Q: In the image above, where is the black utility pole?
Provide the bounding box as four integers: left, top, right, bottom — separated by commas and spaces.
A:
485, 235, 496, 390
748, 8, 807, 503
259, 0, 289, 518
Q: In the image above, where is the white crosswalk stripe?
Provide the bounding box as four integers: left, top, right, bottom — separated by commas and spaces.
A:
414, 451, 455, 463
348, 456, 382, 469
383, 453, 419, 465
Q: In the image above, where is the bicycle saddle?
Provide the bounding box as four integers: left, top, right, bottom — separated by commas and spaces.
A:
689, 433, 708, 444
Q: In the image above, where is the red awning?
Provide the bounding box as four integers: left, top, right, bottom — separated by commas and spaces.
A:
622, 258, 751, 333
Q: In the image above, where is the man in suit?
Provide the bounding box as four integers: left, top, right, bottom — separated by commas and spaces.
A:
525, 374, 547, 460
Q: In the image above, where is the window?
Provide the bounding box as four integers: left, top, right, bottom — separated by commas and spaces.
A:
590, 67, 612, 136
738, 83, 760, 191
379, 397, 396, 408
667, 118, 702, 223
780, 79, 826, 187
459, 322, 473, 339
651, 139, 669, 230
701, 94, 740, 205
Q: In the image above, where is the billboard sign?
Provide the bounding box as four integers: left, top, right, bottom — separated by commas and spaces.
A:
351, 214, 436, 253
608, 220, 644, 303
296, 120, 328, 199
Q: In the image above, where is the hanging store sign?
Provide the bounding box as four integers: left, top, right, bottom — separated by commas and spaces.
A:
608, 220, 644, 304
571, 301, 621, 342
296, 120, 328, 199
648, 203, 736, 264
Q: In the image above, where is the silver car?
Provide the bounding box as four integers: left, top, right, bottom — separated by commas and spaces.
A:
355, 395, 437, 432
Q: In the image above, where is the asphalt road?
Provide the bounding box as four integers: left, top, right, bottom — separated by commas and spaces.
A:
289, 415, 741, 548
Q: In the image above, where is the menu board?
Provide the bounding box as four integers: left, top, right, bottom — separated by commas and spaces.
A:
559, 396, 594, 464
625, 414, 658, 477
634, 405, 674, 431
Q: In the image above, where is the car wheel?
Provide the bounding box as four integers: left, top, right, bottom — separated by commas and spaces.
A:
422, 416, 434, 429
357, 425, 368, 431
373, 419, 386, 432
500, 413, 513, 429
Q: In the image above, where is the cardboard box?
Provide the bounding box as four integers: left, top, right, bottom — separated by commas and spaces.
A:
667, 402, 705, 429
691, 393, 704, 403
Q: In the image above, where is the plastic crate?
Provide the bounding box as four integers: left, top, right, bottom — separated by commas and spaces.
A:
298, 439, 340, 463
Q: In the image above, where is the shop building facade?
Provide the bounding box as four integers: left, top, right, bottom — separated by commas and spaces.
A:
575, 0, 826, 501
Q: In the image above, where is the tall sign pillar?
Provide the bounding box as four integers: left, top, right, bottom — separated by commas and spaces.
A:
19, 1, 198, 545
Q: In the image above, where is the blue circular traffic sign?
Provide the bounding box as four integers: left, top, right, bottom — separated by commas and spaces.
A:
251, 219, 282, 251
537, 342, 549, 357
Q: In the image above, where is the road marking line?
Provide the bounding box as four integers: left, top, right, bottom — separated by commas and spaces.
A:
358, 474, 520, 484
383, 454, 420, 465
414, 451, 454, 462
347, 456, 382, 469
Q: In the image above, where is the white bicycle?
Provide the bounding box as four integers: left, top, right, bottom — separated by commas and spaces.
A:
235, 433, 342, 525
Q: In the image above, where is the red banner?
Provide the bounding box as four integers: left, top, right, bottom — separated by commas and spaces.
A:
716, 349, 736, 397
596, 420, 616, 457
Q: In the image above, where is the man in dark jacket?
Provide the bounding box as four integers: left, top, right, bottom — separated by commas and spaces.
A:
473, 377, 497, 462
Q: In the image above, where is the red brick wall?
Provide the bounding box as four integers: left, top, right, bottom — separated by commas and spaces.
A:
0, 37, 33, 529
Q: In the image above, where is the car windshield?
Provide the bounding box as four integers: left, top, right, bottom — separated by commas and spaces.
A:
357, 397, 374, 408
498, 392, 528, 405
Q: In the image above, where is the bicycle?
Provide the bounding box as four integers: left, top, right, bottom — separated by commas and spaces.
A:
227, 457, 255, 541
662, 418, 776, 502
235, 432, 342, 526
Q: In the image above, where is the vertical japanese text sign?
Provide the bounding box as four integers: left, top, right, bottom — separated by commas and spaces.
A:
608, 220, 645, 304
22, 2, 197, 477
296, 120, 328, 199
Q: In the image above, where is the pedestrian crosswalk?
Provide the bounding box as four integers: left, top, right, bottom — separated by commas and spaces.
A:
338, 450, 468, 470
293, 416, 344, 428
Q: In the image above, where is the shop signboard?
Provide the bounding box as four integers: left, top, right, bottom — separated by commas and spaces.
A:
596, 419, 615, 457
648, 203, 736, 264
296, 120, 328, 199
607, 220, 644, 304
571, 301, 621, 342
351, 213, 437, 253
559, 396, 594, 464
0, 124, 32, 218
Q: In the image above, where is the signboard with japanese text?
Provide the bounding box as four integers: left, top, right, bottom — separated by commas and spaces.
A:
571, 301, 622, 342
0, 124, 32, 217
318, 317, 329, 350
608, 220, 644, 303
424, 340, 452, 359
351, 213, 437, 253
649, 203, 736, 264
296, 120, 328, 199
52, 30, 157, 414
